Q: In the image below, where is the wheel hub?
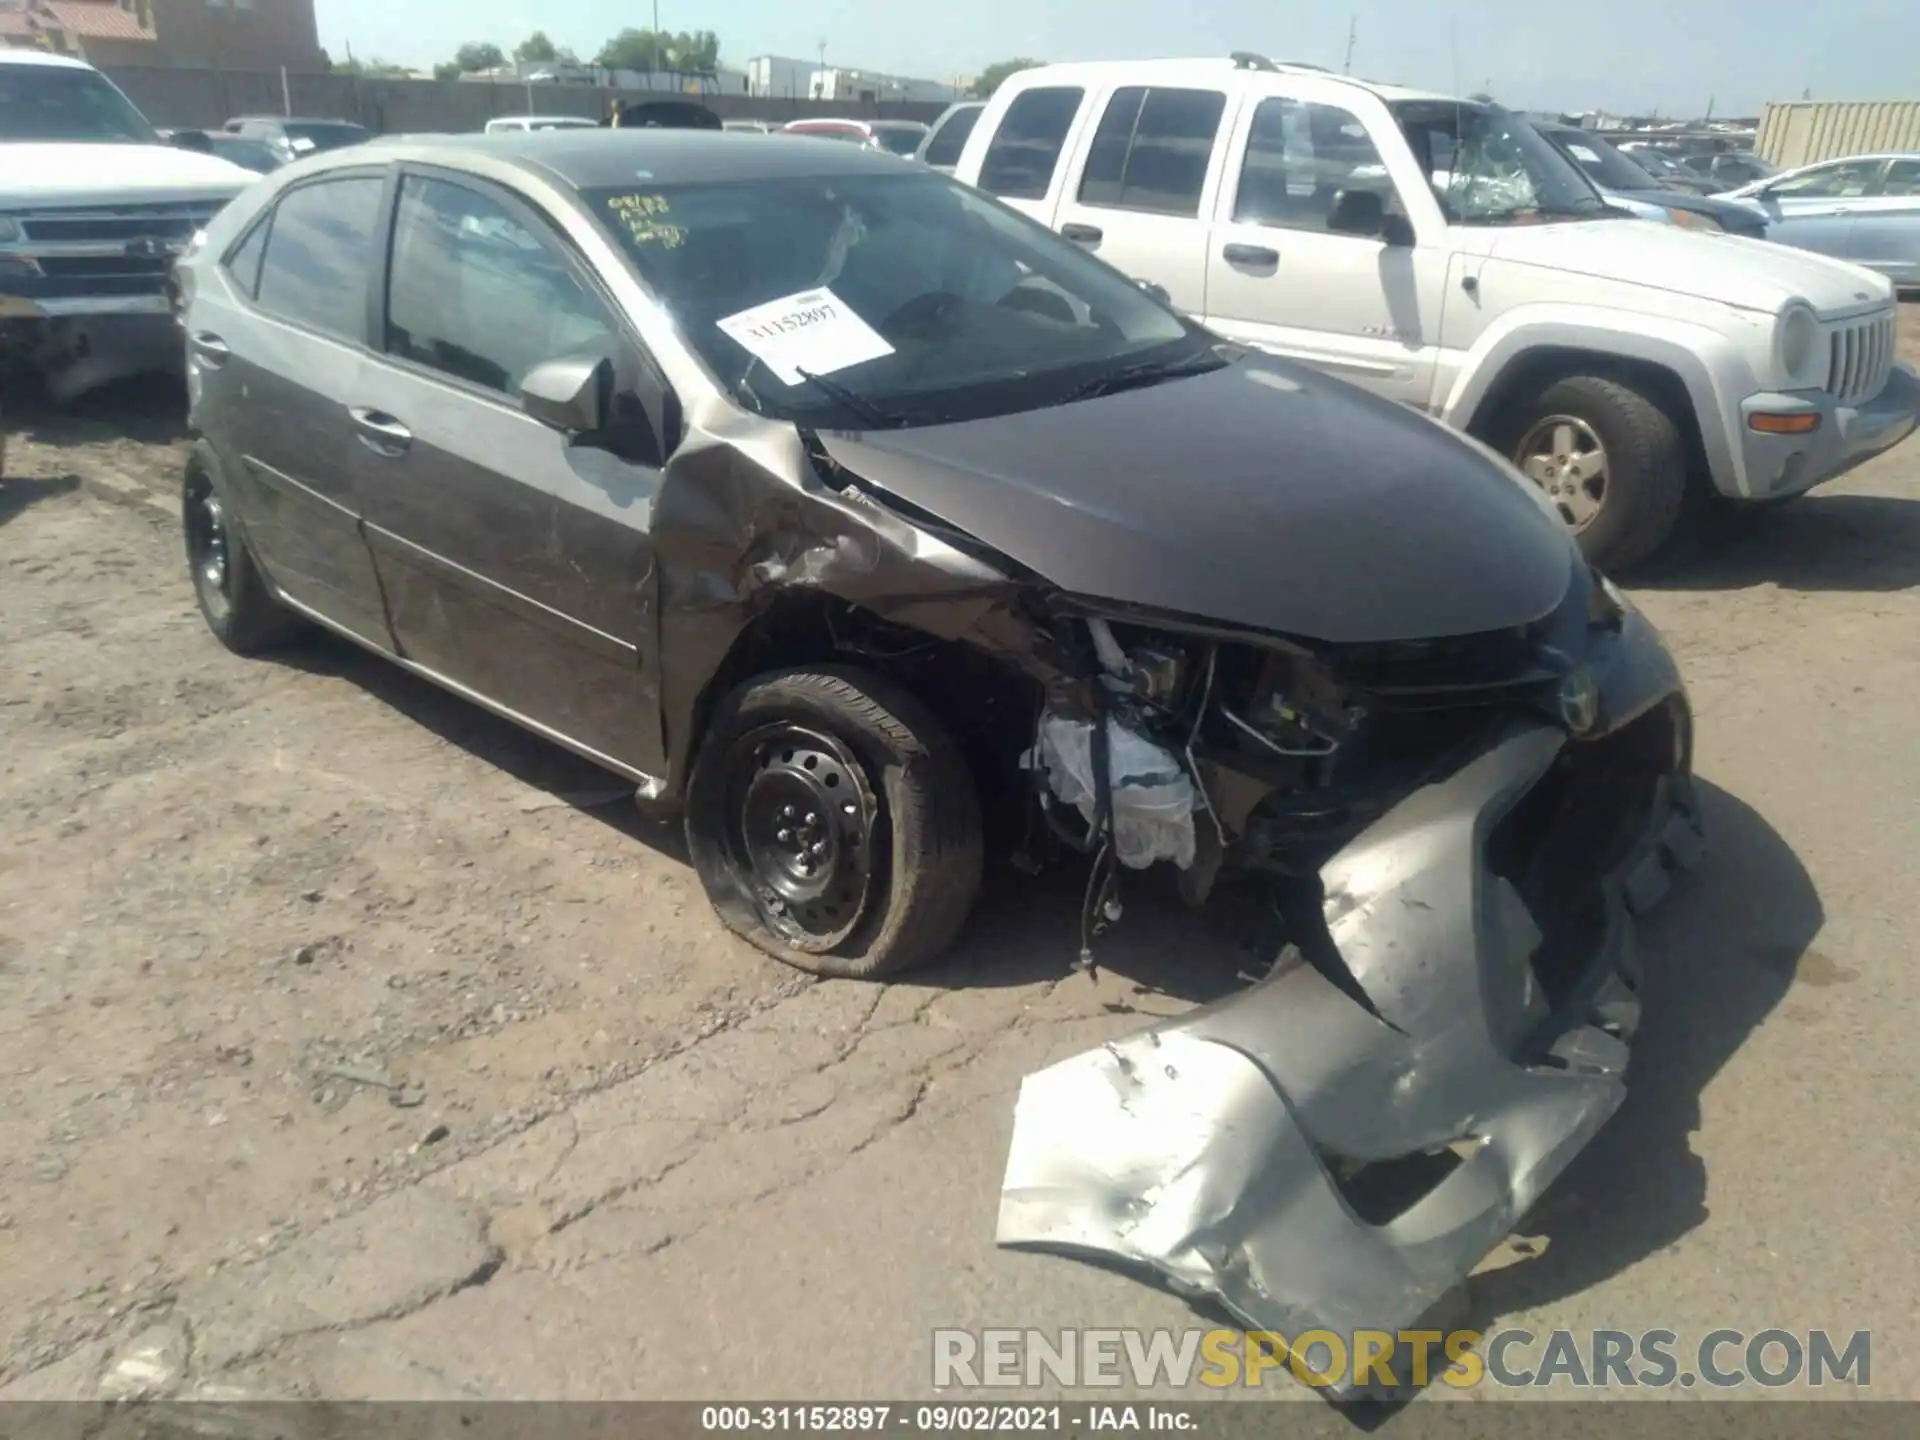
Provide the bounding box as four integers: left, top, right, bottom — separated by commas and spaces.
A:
1516, 416, 1608, 533
184, 475, 233, 615
728, 726, 877, 946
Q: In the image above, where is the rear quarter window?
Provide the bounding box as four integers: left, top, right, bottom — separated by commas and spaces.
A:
978, 86, 1083, 199
923, 107, 981, 166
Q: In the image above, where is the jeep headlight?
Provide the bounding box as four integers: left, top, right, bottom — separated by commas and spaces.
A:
1663, 206, 1723, 233
1775, 303, 1824, 389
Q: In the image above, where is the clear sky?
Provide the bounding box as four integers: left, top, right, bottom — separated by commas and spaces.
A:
315, 0, 1920, 118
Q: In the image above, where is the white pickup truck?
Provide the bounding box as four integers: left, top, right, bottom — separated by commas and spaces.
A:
953, 55, 1920, 568
0, 50, 253, 410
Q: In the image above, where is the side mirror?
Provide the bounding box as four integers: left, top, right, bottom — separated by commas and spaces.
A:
168, 129, 214, 154
521, 354, 610, 434
1136, 278, 1171, 304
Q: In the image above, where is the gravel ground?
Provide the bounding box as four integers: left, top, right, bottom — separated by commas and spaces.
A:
1, 304, 1918, 1405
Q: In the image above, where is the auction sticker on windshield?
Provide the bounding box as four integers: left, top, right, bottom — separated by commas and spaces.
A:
716, 287, 894, 386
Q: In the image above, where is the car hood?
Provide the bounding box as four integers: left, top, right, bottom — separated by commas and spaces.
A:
1603, 186, 1770, 230
0, 142, 254, 205
1482, 216, 1891, 315
818, 355, 1577, 645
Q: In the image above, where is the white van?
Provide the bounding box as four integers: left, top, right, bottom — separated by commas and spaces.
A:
953, 54, 1919, 567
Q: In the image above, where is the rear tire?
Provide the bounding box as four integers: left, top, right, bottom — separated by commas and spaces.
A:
684, 666, 983, 980
183, 442, 305, 656
1495, 373, 1688, 572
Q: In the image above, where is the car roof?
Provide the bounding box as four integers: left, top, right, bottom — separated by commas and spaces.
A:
334, 129, 923, 190
1002, 56, 1455, 105
0, 49, 93, 70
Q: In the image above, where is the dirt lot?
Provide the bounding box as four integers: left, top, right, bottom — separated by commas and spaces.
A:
3, 307, 1920, 1404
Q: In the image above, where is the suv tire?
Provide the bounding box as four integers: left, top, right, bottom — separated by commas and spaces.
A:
1496, 373, 1688, 571
684, 665, 983, 979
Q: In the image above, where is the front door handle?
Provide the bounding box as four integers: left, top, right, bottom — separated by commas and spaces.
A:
189, 331, 230, 367
1061, 222, 1103, 244
1222, 243, 1280, 266
349, 407, 412, 457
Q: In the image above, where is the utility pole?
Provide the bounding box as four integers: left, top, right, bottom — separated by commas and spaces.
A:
816, 38, 827, 100
1342, 16, 1356, 74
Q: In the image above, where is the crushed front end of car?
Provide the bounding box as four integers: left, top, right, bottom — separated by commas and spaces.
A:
994, 561, 1701, 1397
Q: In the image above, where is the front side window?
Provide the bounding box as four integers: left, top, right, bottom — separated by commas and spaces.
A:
585, 170, 1200, 429
385, 176, 616, 396
1882, 159, 1920, 196
1078, 86, 1226, 217
923, 106, 981, 167
253, 176, 384, 341
977, 86, 1083, 200
0, 64, 157, 144
1234, 98, 1401, 232
1771, 159, 1880, 198
1395, 102, 1607, 223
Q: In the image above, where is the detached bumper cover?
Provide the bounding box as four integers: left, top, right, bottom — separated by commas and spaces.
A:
997, 614, 1701, 1397
1736, 361, 1920, 499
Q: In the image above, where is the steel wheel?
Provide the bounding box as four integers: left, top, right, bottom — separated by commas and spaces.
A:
721, 722, 880, 949
1516, 415, 1608, 532
183, 471, 232, 621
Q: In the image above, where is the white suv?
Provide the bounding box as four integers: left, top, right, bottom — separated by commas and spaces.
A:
953, 55, 1920, 568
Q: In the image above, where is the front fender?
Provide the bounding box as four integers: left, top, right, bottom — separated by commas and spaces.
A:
1440, 304, 1759, 497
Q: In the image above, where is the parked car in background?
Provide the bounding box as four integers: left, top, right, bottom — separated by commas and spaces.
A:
171, 126, 1705, 1382
1532, 122, 1768, 237
0, 51, 253, 404
224, 116, 371, 165
954, 55, 1919, 568
915, 100, 984, 173
162, 128, 282, 173
484, 115, 597, 134
722, 118, 776, 134
1615, 144, 1715, 192
779, 118, 929, 156
1723, 153, 1920, 292
1680, 149, 1775, 188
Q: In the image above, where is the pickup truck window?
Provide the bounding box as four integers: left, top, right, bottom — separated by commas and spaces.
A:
0, 63, 157, 145
1233, 97, 1402, 233
978, 86, 1083, 200
1078, 86, 1226, 218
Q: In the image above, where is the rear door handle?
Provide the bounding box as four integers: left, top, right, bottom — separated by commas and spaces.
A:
189, 331, 230, 367
349, 407, 412, 457
1222, 243, 1280, 266
1061, 222, 1103, 244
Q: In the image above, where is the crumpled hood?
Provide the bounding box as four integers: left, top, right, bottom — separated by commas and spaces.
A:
1483, 217, 1892, 316
820, 355, 1576, 645
0, 143, 254, 205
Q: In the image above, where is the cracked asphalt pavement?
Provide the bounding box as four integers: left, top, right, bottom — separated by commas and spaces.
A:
3, 306, 1920, 1406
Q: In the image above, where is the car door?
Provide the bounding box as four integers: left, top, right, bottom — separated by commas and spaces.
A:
1200, 87, 1449, 409
1843, 156, 1920, 287
1046, 83, 1234, 311
1747, 158, 1884, 257
188, 167, 395, 648
350, 167, 672, 779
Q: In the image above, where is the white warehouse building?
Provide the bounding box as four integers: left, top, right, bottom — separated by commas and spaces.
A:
746, 54, 959, 103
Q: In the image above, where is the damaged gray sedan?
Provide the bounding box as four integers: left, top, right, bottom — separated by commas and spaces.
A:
175, 132, 1701, 1370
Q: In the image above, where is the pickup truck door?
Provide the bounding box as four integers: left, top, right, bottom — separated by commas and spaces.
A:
1044, 83, 1238, 312
1843, 157, 1920, 288
1198, 82, 1448, 409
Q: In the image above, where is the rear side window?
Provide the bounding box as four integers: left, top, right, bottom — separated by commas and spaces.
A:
253, 176, 383, 342
1077, 86, 1226, 217
923, 106, 981, 166
978, 86, 1083, 199
1884, 158, 1920, 196
223, 215, 269, 298
384, 175, 615, 397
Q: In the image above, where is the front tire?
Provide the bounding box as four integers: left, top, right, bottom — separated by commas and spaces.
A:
183, 442, 304, 656
1497, 374, 1688, 571
684, 666, 983, 980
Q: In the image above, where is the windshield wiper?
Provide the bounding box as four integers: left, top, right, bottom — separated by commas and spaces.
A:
1060, 347, 1228, 404
793, 367, 912, 429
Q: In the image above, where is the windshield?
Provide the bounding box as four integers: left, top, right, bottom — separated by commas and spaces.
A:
1545, 129, 1657, 189
585, 171, 1201, 428
209, 136, 280, 172
1394, 101, 1607, 223
0, 65, 158, 145
875, 126, 927, 156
